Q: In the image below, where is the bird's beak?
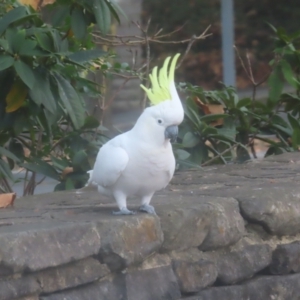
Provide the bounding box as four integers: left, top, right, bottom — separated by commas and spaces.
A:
165, 125, 178, 143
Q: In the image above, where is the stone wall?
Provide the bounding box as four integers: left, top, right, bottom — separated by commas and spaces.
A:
1, 152, 300, 300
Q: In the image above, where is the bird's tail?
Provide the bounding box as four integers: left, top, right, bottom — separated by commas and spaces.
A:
86, 170, 93, 186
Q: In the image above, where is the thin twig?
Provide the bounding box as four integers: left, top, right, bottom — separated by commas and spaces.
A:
201, 143, 238, 166
134, 19, 152, 109
102, 77, 131, 111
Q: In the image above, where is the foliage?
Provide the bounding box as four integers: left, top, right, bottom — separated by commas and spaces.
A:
176, 27, 300, 167
0, 0, 123, 194
143, 0, 300, 89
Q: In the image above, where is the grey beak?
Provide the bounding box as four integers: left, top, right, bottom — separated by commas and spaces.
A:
165, 125, 178, 143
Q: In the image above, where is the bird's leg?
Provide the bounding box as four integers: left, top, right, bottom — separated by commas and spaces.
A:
139, 194, 156, 215
112, 192, 136, 215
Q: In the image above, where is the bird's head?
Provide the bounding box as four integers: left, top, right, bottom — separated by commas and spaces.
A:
135, 54, 184, 145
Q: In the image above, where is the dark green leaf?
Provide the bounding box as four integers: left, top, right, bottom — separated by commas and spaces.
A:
19, 39, 37, 56
182, 132, 199, 148
65, 177, 75, 190
175, 149, 190, 160
0, 55, 14, 71
281, 60, 297, 88
0, 159, 14, 181
71, 7, 87, 40
236, 97, 252, 108
72, 150, 90, 172
0, 6, 27, 36
35, 32, 53, 52
268, 65, 284, 104
272, 115, 289, 128
5, 28, 26, 54
83, 115, 100, 129
8, 139, 24, 160
29, 71, 57, 113
53, 73, 85, 129
0, 146, 20, 162
14, 60, 36, 89
200, 114, 229, 123
51, 156, 69, 171
22, 160, 60, 180
67, 49, 106, 63
104, 0, 127, 24
93, 0, 111, 34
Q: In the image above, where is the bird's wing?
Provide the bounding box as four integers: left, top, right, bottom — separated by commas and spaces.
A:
90, 141, 129, 187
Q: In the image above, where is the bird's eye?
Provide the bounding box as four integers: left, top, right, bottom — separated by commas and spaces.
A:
157, 119, 162, 124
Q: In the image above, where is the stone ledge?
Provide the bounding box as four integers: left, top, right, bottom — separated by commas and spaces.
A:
0, 152, 300, 299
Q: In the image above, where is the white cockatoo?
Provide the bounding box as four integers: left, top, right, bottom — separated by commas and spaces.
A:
87, 54, 184, 215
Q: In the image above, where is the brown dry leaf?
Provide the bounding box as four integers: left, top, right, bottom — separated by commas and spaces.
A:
0, 193, 16, 208
19, 0, 56, 10
62, 167, 74, 179
194, 97, 224, 126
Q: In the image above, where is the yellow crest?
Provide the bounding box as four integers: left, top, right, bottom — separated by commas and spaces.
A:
140, 53, 180, 105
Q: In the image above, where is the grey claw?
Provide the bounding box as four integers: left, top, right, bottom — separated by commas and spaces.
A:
112, 208, 136, 215
139, 204, 157, 215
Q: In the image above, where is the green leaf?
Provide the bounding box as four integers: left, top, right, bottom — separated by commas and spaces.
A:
65, 177, 75, 190
19, 39, 37, 56
29, 70, 57, 113
0, 146, 21, 162
35, 32, 53, 52
71, 7, 87, 40
53, 73, 85, 129
22, 159, 60, 181
175, 149, 190, 160
287, 113, 300, 149
67, 49, 106, 63
0, 55, 14, 71
182, 132, 199, 148
200, 114, 229, 123
83, 115, 100, 129
292, 128, 300, 150
5, 28, 26, 54
93, 0, 111, 34
0, 6, 27, 36
104, 0, 127, 23
0, 159, 14, 181
14, 60, 36, 89
8, 139, 24, 160
72, 150, 90, 172
236, 97, 251, 108
281, 60, 297, 88
268, 65, 284, 104
272, 115, 289, 128
51, 156, 69, 171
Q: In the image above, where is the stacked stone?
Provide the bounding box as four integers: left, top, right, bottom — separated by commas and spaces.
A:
0, 152, 300, 299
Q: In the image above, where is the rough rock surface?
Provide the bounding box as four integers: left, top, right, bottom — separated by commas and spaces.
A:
270, 241, 300, 274
186, 273, 300, 300
216, 243, 273, 284
172, 259, 217, 293
1, 152, 300, 299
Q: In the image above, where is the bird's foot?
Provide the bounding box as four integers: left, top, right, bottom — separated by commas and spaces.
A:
112, 208, 136, 215
139, 204, 157, 215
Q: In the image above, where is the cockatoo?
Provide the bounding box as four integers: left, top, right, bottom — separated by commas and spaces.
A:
87, 54, 184, 215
